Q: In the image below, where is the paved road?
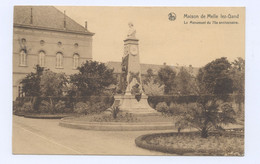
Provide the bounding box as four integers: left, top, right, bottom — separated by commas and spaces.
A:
13, 115, 173, 155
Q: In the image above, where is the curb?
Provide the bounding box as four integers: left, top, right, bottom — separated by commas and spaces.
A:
14, 113, 68, 119
24, 114, 67, 119
59, 119, 175, 131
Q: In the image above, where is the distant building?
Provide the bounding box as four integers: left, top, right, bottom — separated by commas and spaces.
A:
106, 61, 199, 78
13, 6, 94, 100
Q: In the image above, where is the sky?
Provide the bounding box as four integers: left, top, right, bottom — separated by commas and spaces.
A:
55, 6, 245, 67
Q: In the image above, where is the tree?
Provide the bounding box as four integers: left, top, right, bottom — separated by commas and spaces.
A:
230, 57, 245, 94
40, 70, 68, 113
143, 68, 164, 96
174, 67, 195, 95
20, 65, 45, 111
40, 70, 68, 97
143, 82, 164, 96
230, 57, 245, 113
143, 68, 155, 85
168, 58, 236, 138
157, 66, 176, 94
197, 57, 233, 95
70, 60, 117, 96
20, 65, 45, 97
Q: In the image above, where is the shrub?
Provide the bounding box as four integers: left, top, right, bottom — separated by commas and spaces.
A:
119, 112, 137, 122
74, 102, 89, 114
143, 82, 164, 96
16, 96, 115, 114
91, 112, 138, 122
111, 106, 120, 119
54, 100, 66, 113
13, 101, 22, 113
63, 107, 73, 113
174, 99, 236, 138
157, 102, 189, 133
39, 100, 52, 113
148, 95, 198, 107
90, 102, 108, 114
38, 99, 66, 114
149, 102, 155, 109
31, 96, 41, 111
155, 102, 169, 113
168, 102, 186, 115
21, 102, 33, 112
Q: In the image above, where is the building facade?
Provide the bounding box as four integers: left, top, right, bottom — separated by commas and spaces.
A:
13, 6, 94, 100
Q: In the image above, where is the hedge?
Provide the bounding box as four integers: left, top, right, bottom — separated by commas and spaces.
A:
148, 94, 244, 108
14, 96, 114, 114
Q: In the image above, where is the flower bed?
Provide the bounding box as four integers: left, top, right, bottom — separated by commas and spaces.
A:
135, 129, 244, 156
65, 113, 173, 123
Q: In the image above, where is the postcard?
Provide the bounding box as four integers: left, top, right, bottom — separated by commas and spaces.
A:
12, 6, 245, 156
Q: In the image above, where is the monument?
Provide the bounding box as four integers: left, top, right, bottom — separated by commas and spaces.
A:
113, 23, 157, 115
60, 22, 174, 131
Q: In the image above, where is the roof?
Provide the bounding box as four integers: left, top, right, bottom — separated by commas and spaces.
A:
13, 6, 94, 35
141, 63, 173, 74
106, 61, 200, 76
106, 61, 173, 75
106, 61, 122, 73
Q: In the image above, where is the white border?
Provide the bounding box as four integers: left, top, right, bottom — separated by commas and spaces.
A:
1, 0, 260, 164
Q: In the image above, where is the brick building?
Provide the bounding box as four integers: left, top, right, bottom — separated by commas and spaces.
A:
13, 6, 94, 100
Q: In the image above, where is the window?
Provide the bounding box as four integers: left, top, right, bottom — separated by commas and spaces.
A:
56, 52, 63, 68
19, 50, 27, 66
21, 38, 26, 45
40, 40, 45, 46
57, 41, 62, 47
38, 51, 45, 67
73, 54, 79, 69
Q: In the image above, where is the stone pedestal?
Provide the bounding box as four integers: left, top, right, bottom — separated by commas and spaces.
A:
113, 94, 158, 115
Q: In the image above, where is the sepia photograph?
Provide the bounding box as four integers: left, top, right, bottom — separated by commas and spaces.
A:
12, 6, 245, 156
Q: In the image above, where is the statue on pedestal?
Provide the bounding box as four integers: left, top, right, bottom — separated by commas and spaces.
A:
127, 22, 136, 39
112, 22, 157, 114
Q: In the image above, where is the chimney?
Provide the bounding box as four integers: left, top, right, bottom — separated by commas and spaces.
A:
85, 21, 88, 30
30, 7, 33, 24
63, 10, 66, 29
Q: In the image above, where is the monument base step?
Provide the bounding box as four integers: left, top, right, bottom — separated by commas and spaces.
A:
113, 94, 158, 115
